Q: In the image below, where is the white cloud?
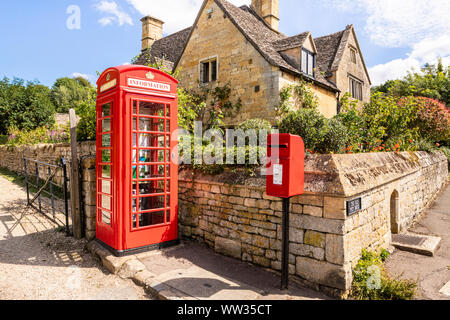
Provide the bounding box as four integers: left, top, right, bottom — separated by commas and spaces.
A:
369, 35, 450, 85
95, 1, 133, 26
327, 0, 450, 84
72, 73, 95, 82
126, 0, 250, 34
329, 0, 450, 48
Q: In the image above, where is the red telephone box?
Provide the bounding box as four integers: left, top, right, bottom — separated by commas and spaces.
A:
95, 65, 179, 256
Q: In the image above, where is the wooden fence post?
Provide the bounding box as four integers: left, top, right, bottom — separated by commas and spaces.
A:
69, 109, 82, 239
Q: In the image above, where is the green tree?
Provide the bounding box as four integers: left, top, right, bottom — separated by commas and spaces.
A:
372, 58, 450, 106
0, 78, 55, 134
51, 77, 96, 113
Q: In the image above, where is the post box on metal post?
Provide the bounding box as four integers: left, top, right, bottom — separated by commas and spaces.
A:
266, 134, 305, 290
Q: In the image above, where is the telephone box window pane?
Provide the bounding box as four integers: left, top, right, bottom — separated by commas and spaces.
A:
102, 103, 112, 117
101, 166, 111, 178
133, 133, 137, 147
133, 101, 137, 115
100, 180, 112, 195
133, 117, 137, 131
138, 134, 151, 148
138, 196, 165, 212
139, 211, 165, 227
139, 149, 165, 163
101, 195, 112, 211
166, 135, 170, 148
102, 134, 111, 147
101, 210, 111, 226
166, 195, 170, 207
132, 150, 137, 164
102, 119, 111, 132
139, 102, 165, 117
132, 214, 137, 228
166, 120, 170, 131
102, 150, 111, 163
166, 105, 170, 117
138, 165, 165, 179
132, 198, 137, 212
166, 180, 170, 192
139, 118, 165, 132
139, 181, 165, 195
166, 165, 170, 177
166, 210, 170, 223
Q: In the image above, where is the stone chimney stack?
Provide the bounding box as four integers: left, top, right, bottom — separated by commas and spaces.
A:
141, 16, 164, 51
251, 0, 279, 31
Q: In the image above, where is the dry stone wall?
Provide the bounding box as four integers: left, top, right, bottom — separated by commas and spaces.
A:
0, 142, 96, 239
178, 151, 448, 298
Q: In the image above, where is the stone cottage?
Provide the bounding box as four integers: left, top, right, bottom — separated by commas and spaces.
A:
134, 0, 372, 125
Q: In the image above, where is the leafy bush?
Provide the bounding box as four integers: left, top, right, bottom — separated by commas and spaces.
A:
76, 98, 97, 142
351, 249, 417, 300
237, 118, 272, 132
0, 135, 7, 145
278, 108, 347, 153
399, 96, 450, 143
6, 125, 69, 146
0, 78, 56, 135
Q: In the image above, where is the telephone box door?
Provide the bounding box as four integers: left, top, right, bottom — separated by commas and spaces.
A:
125, 95, 178, 250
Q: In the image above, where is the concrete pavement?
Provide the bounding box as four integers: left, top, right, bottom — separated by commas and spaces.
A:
385, 183, 450, 300
88, 240, 330, 300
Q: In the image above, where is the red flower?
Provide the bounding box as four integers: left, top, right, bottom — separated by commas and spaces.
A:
436, 143, 440, 147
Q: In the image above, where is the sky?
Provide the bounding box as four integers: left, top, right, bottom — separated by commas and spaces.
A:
0, 0, 449, 87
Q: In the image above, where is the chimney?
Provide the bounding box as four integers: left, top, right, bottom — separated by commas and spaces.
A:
251, 0, 279, 31
141, 16, 164, 51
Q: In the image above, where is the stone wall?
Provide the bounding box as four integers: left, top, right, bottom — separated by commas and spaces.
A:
178, 151, 448, 298
0, 142, 96, 186
0, 142, 97, 239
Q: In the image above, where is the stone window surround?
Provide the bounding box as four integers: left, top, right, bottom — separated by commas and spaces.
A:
348, 74, 363, 101
348, 44, 358, 64
199, 55, 219, 85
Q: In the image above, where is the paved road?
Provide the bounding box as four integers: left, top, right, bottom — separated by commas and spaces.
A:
0, 175, 150, 300
385, 183, 450, 300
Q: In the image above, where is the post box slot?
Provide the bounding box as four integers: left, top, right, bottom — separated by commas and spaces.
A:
268, 144, 288, 149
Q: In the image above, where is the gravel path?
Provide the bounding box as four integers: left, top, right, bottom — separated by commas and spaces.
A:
0, 175, 150, 300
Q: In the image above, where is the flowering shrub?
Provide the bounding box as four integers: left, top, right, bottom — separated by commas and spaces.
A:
398, 96, 450, 143
6, 125, 69, 146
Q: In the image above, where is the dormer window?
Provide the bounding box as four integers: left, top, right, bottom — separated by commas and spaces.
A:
301, 49, 315, 78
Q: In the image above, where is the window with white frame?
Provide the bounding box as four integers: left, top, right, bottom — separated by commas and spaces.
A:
301, 49, 315, 77
200, 58, 218, 84
349, 76, 363, 101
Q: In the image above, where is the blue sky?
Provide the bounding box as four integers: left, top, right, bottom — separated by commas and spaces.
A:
0, 0, 449, 87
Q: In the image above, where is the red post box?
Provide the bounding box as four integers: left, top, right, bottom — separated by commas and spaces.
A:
95, 65, 179, 256
266, 134, 305, 198
266, 133, 304, 290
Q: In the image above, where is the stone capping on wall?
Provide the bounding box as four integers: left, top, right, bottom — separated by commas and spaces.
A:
181, 151, 448, 198
302, 151, 448, 197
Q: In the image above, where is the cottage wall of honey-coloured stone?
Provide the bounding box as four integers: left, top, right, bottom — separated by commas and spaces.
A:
333, 29, 371, 104
177, 0, 281, 126
279, 72, 338, 119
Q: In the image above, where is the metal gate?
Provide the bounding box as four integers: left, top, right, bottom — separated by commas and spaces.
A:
23, 157, 71, 236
